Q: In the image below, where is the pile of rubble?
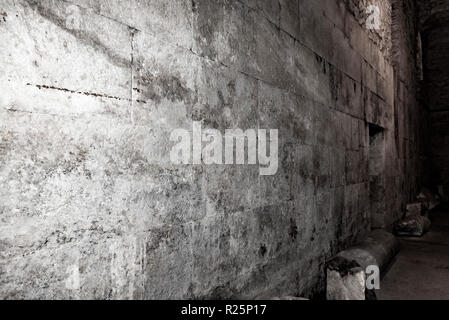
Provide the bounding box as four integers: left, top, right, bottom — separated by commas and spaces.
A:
393, 188, 441, 237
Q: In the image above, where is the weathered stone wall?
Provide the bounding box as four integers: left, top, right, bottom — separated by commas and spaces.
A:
0, 0, 422, 299
418, 0, 449, 195
347, 0, 393, 60
387, 0, 427, 226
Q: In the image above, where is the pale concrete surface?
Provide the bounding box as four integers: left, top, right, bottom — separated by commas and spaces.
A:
378, 209, 449, 300
0, 0, 427, 299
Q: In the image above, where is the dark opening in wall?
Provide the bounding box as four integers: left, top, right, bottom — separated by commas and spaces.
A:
369, 124, 386, 229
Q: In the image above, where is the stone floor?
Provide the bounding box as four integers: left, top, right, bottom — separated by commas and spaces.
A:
378, 208, 449, 300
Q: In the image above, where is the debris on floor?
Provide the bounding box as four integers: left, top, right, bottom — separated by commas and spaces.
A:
394, 215, 431, 237
417, 188, 440, 213
395, 188, 440, 237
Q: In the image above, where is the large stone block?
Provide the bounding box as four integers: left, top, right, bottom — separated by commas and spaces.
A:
192, 0, 258, 76
298, 0, 334, 62
279, 0, 300, 40
337, 230, 399, 273
143, 223, 195, 299
258, 82, 315, 145
333, 71, 364, 119
131, 30, 200, 128
326, 256, 366, 300
70, 0, 195, 48
394, 215, 431, 237
331, 26, 362, 83
203, 164, 260, 216
193, 60, 259, 130
0, 0, 132, 97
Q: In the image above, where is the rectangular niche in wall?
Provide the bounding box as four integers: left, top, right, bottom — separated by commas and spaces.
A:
369, 123, 386, 230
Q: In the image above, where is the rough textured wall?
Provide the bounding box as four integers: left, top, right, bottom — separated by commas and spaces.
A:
0, 0, 421, 299
418, 0, 449, 194
386, 0, 427, 226
347, 0, 393, 60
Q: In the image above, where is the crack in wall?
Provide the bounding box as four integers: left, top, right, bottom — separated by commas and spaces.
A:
25, 82, 147, 104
